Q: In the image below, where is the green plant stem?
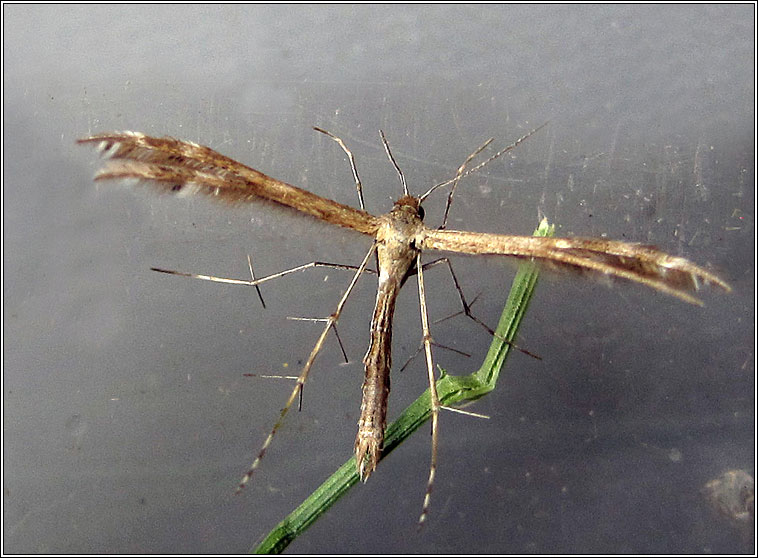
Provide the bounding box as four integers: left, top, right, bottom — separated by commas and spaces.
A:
253, 219, 555, 554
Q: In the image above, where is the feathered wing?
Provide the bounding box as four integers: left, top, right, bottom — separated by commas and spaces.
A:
421, 227, 731, 305
78, 132, 380, 235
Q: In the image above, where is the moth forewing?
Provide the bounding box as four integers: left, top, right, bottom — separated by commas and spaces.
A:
420, 228, 731, 305
77, 133, 381, 235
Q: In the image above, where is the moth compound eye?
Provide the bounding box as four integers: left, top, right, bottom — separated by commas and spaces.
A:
417, 205, 425, 221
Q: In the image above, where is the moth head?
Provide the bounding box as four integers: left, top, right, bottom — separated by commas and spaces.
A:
393, 195, 424, 221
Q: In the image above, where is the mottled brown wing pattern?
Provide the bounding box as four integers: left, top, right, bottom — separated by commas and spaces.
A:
78, 132, 380, 235
421, 228, 731, 305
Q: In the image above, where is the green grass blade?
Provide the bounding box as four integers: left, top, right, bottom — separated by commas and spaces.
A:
253, 219, 555, 554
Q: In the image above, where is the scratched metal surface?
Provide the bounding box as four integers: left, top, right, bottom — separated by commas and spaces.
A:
3, 4, 754, 554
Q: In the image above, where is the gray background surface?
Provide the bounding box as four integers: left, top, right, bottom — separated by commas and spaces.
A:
3, 4, 754, 554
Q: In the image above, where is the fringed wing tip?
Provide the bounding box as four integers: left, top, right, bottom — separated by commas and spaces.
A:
78, 132, 149, 163
662, 256, 732, 298
612, 257, 730, 306
78, 131, 145, 141
77, 131, 143, 146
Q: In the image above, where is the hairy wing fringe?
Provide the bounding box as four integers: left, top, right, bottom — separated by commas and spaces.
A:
78, 132, 380, 235
422, 229, 730, 305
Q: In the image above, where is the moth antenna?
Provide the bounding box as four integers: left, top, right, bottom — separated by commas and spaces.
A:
379, 130, 409, 196
420, 121, 549, 202
313, 126, 366, 211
